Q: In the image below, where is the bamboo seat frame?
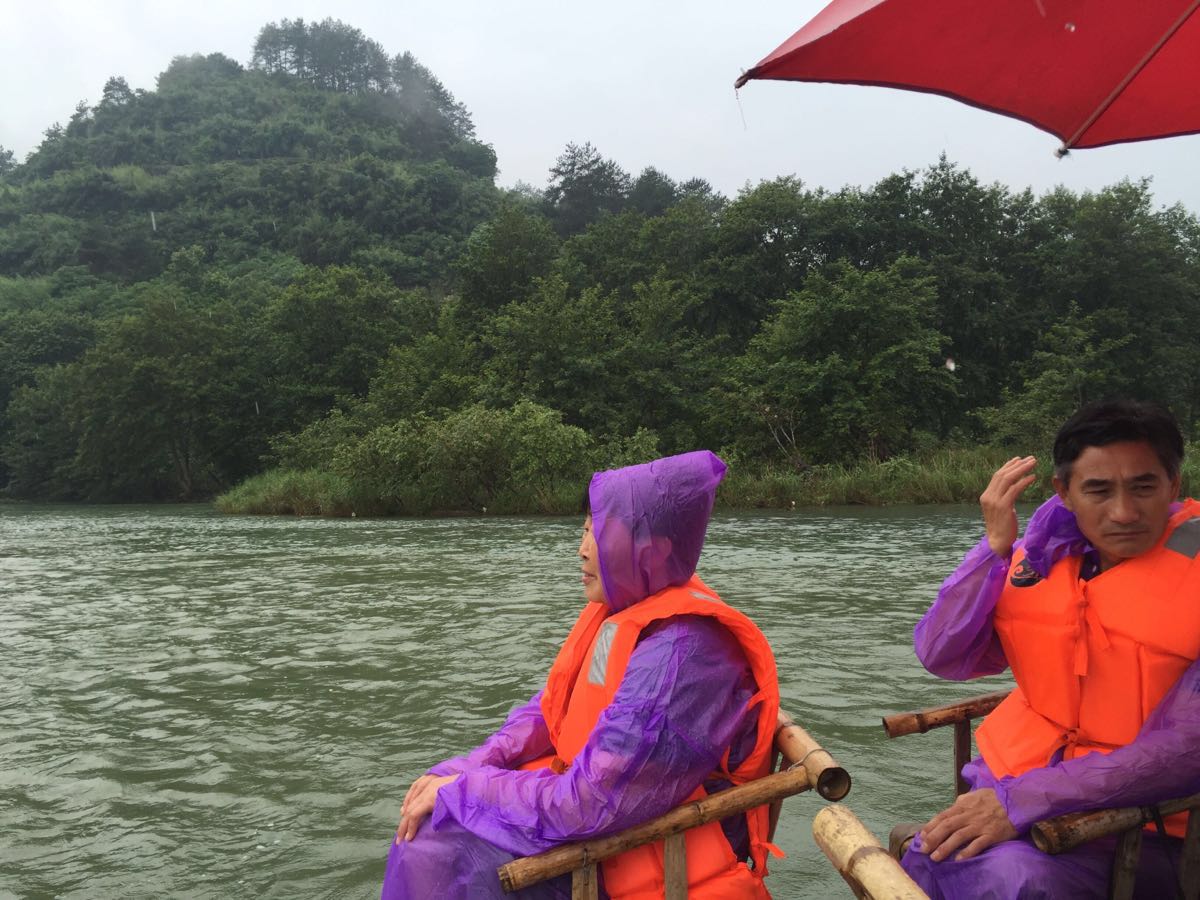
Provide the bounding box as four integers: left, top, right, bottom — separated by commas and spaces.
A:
882, 689, 1200, 900
495, 710, 850, 898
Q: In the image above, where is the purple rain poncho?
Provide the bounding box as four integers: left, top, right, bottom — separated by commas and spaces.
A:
381, 451, 762, 899
903, 495, 1200, 899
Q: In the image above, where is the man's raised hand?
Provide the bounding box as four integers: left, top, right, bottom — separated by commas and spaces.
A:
980, 456, 1038, 558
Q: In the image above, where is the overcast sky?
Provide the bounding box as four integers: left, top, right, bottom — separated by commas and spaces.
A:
3, 0, 1197, 212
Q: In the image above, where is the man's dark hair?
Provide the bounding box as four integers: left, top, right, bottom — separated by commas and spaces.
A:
1053, 400, 1184, 485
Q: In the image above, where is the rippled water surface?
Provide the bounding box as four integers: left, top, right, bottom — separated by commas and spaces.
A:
1, 503, 1013, 898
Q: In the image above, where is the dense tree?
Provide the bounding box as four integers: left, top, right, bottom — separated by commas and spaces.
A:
709, 177, 824, 345
5, 293, 261, 499
628, 167, 679, 217
252, 18, 390, 94
258, 266, 416, 430
390, 51, 476, 140
741, 258, 955, 465
455, 203, 559, 318
979, 302, 1133, 449
544, 142, 631, 235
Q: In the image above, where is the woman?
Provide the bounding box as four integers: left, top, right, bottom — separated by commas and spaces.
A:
381, 451, 779, 898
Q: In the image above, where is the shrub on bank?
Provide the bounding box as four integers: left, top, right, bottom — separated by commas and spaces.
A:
213, 469, 362, 516
718, 447, 1044, 508
328, 401, 595, 514
219, 401, 615, 515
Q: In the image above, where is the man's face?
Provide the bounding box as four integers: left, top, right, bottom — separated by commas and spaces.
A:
577, 515, 606, 604
1054, 440, 1180, 571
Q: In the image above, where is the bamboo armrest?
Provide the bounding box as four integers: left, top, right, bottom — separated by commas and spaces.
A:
882, 690, 1012, 738
776, 711, 852, 799
1031, 792, 1200, 854
813, 805, 928, 899
497, 711, 849, 893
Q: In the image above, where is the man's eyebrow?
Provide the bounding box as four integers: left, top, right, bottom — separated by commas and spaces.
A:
1079, 473, 1161, 489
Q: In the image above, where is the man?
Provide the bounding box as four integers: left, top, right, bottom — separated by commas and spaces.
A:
902, 400, 1200, 899
380, 451, 779, 898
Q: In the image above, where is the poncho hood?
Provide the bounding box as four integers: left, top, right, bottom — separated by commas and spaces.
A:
588, 450, 726, 611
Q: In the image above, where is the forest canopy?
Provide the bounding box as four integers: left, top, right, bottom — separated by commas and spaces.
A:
2, 19, 1198, 510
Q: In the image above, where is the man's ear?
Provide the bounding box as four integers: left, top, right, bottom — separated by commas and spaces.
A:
1052, 475, 1073, 511
1170, 473, 1182, 501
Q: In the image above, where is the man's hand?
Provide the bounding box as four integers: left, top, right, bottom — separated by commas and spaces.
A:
395, 774, 459, 844
917, 788, 1018, 862
980, 456, 1038, 558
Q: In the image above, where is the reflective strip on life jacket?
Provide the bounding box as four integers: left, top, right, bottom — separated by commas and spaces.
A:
587, 621, 619, 686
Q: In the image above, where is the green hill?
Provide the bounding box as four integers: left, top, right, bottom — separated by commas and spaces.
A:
0, 19, 497, 285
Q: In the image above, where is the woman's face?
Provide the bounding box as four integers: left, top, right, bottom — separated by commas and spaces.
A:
577, 515, 606, 604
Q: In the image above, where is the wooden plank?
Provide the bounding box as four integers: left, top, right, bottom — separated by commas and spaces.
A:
1109, 826, 1142, 900
664, 833, 687, 900
570, 863, 599, 900
882, 690, 1011, 738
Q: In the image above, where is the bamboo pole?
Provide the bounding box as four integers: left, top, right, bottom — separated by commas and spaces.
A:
953, 720, 971, 796
1031, 793, 1200, 855
498, 765, 814, 893
1104, 830, 1142, 900
663, 833, 686, 900
1181, 808, 1200, 900
776, 711, 852, 800
812, 805, 929, 900
570, 863, 598, 900
881, 691, 1011, 738
1109, 827, 1142, 900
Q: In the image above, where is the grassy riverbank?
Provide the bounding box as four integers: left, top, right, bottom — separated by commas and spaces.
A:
213, 466, 583, 517
216, 442, 1200, 516
215, 447, 1068, 516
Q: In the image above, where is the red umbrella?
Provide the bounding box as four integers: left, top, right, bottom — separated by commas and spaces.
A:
735, 0, 1200, 155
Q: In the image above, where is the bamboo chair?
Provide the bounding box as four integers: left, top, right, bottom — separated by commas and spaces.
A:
881, 689, 1200, 900
495, 711, 851, 899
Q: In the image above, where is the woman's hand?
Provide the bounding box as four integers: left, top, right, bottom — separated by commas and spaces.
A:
980, 456, 1038, 558
395, 774, 459, 844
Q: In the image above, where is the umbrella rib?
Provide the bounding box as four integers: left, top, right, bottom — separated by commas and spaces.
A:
1060, 0, 1200, 153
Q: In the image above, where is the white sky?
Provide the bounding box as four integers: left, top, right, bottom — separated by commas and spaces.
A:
2, 0, 1198, 212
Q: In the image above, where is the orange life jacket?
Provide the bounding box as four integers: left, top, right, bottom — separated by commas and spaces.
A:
975, 500, 1200, 837
525, 574, 780, 899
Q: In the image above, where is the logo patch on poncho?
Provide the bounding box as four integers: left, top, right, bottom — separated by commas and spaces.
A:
1010, 558, 1042, 587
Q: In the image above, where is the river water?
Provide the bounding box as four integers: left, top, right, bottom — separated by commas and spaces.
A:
1, 503, 1013, 899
